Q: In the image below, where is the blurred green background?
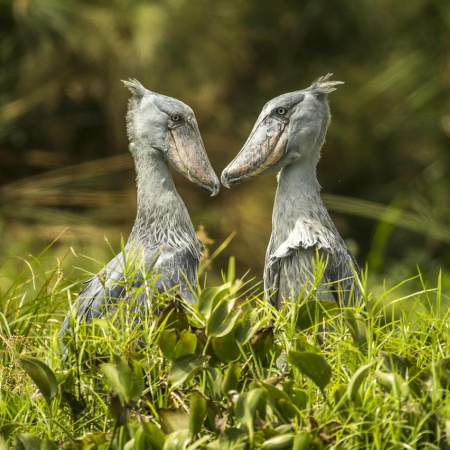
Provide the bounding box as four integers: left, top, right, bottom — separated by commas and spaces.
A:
1, 0, 449, 290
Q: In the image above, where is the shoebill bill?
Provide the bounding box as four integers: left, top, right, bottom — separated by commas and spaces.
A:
61, 79, 220, 333
221, 74, 361, 309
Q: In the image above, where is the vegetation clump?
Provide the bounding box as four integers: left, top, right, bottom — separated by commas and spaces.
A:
0, 250, 449, 449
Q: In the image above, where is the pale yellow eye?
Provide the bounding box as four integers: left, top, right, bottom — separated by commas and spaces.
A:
171, 114, 181, 121
277, 107, 286, 115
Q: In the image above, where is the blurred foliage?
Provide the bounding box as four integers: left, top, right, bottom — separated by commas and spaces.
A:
0, 0, 450, 287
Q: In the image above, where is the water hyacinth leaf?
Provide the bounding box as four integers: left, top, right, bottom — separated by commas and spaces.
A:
159, 408, 190, 434
207, 303, 241, 338
189, 391, 207, 437
169, 354, 208, 388
293, 431, 312, 450
260, 434, 294, 449
295, 301, 338, 331
17, 357, 57, 405
347, 362, 373, 402
198, 285, 230, 320
212, 328, 240, 362
142, 422, 165, 450
222, 363, 241, 398
174, 330, 197, 360
288, 351, 332, 391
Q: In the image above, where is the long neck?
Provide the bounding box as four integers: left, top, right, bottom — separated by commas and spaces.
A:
272, 156, 335, 245
129, 145, 196, 248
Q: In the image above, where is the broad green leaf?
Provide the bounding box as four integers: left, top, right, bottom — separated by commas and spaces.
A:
189, 391, 207, 437
169, 355, 208, 389
295, 301, 338, 331
40, 439, 59, 450
162, 430, 190, 450
222, 363, 241, 398
159, 408, 189, 434
206, 367, 224, 401
251, 327, 274, 360
257, 382, 297, 421
281, 381, 308, 410
294, 336, 319, 353
235, 388, 264, 429
17, 357, 57, 405
260, 434, 294, 450
174, 330, 197, 360
347, 363, 373, 402
158, 330, 178, 359
198, 285, 230, 320
212, 329, 240, 362
293, 431, 311, 450
0, 435, 7, 450
142, 422, 165, 450
14, 434, 41, 450
100, 355, 144, 407
288, 351, 332, 391
207, 298, 237, 337
0, 423, 20, 441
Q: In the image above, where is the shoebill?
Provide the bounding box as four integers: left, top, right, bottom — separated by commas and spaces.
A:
221, 74, 361, 309
61, 79, 219, 332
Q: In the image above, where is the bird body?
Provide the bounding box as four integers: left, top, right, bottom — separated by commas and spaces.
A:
61, 79, 219, 331
222, 74, 361, 308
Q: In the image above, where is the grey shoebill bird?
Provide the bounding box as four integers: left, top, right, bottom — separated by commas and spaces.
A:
61, 79, 220, 332
221, 74, 361, 309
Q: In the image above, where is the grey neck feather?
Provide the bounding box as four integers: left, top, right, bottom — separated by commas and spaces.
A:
272, 152, 337, 249
128, 141, 199, 253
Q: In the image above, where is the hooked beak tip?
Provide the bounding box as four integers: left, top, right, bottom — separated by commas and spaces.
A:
210, 179, 220, 197
221, 170, 231, 189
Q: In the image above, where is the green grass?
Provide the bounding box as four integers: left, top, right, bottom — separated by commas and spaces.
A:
1, 245, 450, 450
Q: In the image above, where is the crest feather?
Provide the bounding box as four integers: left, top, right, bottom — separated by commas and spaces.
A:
122, 78, 147, 97
309, 73, 344, 95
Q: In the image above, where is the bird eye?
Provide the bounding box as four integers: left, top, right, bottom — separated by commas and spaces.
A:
277, 107, 287, 115
171, 114, 181, 122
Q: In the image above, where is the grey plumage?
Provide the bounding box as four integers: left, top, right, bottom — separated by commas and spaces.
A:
61, 79, 219, 333
221, 74, 361, 309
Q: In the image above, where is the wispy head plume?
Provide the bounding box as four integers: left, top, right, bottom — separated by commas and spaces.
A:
122, 78, 147, 97
308, 73, 344, 95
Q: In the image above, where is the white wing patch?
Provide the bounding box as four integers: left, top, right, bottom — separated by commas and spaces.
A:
269, 218, 334, 263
